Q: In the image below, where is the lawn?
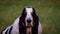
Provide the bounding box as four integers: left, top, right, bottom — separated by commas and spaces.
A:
0, 0, 60, 34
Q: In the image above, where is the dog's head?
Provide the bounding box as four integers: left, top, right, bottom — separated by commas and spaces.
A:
19, 6, 39, 34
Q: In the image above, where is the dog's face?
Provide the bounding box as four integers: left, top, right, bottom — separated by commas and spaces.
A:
21, 7, 36, 28
19, 6, 39, 34
25, 7, 35, 34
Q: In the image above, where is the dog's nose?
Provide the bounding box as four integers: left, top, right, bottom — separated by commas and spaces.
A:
27, 19, 31, 23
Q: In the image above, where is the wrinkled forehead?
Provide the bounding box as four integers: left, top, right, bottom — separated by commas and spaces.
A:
25, 8, 33, 14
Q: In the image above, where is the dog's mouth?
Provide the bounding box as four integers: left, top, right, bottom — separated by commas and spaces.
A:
26, 25, 32, 34
26, 28, 32, 34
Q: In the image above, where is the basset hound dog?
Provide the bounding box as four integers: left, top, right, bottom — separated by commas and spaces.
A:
1, 6, 42, 34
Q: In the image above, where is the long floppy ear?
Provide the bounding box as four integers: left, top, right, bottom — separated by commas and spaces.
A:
19, 7, 27, 25
32, 8, 39, 26
32, 8, 39, 34
21, 8, 26, 17
19, 8, 26, 34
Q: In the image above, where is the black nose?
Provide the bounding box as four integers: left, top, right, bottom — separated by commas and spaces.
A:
27, 19, 31, 23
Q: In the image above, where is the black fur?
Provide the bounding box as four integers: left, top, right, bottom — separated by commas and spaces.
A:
19, 8, 26, 34
5, 29, 9, 34
9, 26, 13, 34
32, 8, 39, 34
19, 7, 39, 34
1, 26, 13, 34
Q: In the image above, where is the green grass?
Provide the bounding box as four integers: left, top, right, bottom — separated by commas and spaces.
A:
0, 0, 60, 34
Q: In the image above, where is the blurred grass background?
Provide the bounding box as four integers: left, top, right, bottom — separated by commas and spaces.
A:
0, 0, 60, 34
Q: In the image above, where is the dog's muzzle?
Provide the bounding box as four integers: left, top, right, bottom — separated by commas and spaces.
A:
26, 19, 32, 34
26, 18, 33, 28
